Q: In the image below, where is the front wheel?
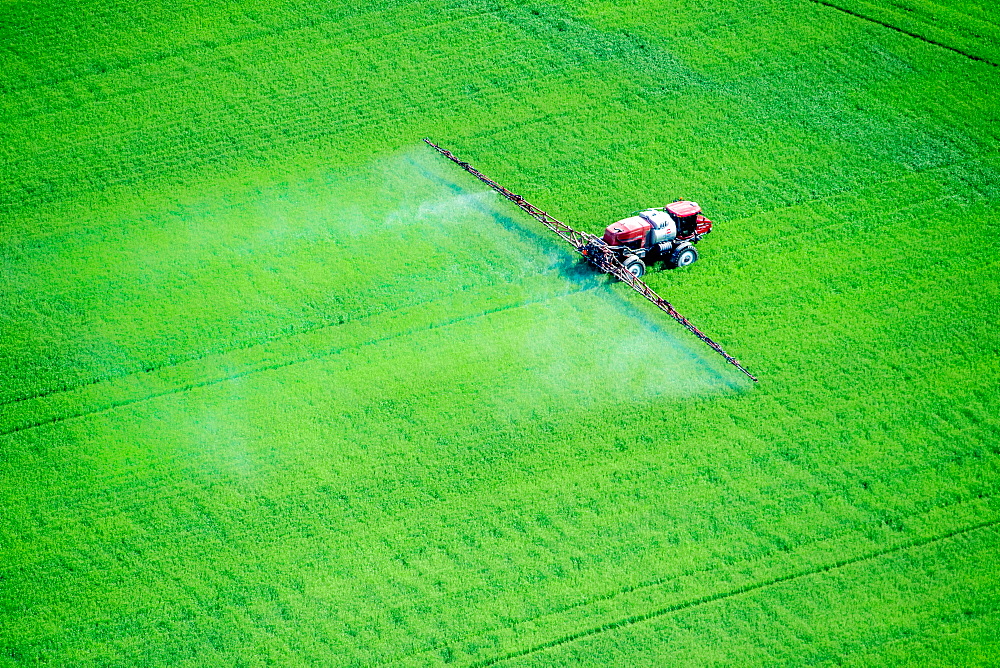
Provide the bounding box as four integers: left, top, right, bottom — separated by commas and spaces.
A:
667, 246, 698, 269
622, 257, 646, 278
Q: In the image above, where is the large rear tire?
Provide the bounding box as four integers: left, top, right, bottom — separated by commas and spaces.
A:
667, 245, 698, 269
622, 257, 646, 278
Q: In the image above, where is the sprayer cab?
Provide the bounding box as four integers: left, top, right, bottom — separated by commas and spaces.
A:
665, 200, 712, 239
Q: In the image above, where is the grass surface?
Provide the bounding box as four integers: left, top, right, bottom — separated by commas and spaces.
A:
1, 0, 999, 665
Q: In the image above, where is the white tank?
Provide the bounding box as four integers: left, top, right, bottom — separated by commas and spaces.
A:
639, 209, 676, 245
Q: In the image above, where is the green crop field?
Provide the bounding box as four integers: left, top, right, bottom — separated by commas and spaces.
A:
2, 0, 999, 665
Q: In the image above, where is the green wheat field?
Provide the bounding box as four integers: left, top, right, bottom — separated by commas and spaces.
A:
2, 0, 999, 665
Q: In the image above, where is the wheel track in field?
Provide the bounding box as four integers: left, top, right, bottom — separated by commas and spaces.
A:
735, 150, 997, 224
1, 35, 575, 212
5, 430, 998, 655
0, 286, 471, 408
716, 150, 999, 255
4, 74, 547, 178
0, 10, 521, 211
464, 516, 1000, 667
818, 602, 1000, 665
728, 194, 946, 263
377, 484, 1000, 666
0, 6, 505, 125
3, 121, 992, 411
6, 361, 995, 576
0, 282, 597, 438
0, 1, 497, 97
2, 107, 367, 211
806, 0, 999, 67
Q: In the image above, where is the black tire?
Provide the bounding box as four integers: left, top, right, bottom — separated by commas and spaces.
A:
667, 245, 698, 269
622, 257, 646, 278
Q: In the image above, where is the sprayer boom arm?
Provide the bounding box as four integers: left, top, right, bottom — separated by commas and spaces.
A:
423, 138, 757, 382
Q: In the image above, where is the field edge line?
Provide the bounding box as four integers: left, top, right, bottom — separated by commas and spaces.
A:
805, 0, 999, 67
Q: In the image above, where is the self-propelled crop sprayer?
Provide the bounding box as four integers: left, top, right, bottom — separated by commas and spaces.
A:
423, 139, 757, 382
